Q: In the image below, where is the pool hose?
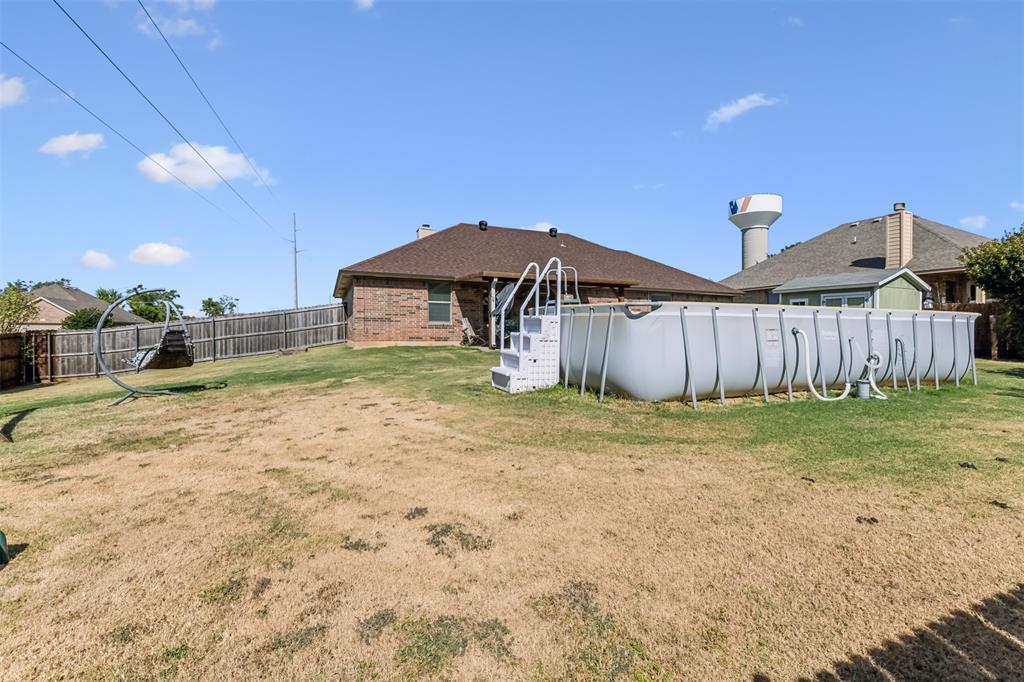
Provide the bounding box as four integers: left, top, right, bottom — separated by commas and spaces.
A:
792, 329, 887, 401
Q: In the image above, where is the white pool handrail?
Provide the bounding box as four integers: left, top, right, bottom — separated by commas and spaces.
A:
519, 257, 563, 336
497, 261, 539, 351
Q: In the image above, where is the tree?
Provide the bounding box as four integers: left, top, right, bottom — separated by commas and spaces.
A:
126, 286, 181, 323
61, 307, 113, 330
960, 225, 1024, 346
95, 288, 122, 304
200, 295, 239, 317
0, 284, 39, 333
5, 278, 73, 292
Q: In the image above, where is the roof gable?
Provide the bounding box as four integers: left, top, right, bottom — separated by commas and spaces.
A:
773, 267, 930, 293
31, 285, 148, 325
337, 223, 738, 297
721, 214, 988, 291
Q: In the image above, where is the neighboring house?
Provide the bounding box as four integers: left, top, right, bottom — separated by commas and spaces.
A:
772, 268, 931, 309
334, 222, 739, 344
721, 203, 990, 306
26, 285, 148, 330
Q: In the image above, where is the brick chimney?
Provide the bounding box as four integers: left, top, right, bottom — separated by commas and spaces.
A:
884, 202, 913, 268
416, 223, 435, 240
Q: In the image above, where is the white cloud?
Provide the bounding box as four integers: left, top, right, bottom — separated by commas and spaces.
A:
136, 2, 220, 48
164, 0, 217, 11
704, 93, 781, 131
39, 132, 105, 157
959, 215, 989, 232
129, 242, 192, 265
526, 221, 556, 232
0, 73, 27, 108
786, 16, 804, 27
1011, 200, 1023, 211
355, 0, 375, 9
138, 142, 272, 189
80, 249, 116, 269
137, 14, 204, 38
206, 28, 223, 50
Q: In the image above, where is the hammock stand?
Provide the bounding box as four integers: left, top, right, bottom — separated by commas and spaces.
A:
95, 288, 195, 406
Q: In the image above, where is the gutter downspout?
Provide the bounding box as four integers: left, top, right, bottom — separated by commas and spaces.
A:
488, 278, 497, 348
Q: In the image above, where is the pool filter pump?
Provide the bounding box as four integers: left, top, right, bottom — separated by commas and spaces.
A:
855, 379, 873, 400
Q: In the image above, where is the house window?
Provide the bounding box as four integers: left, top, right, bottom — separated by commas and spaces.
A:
650, 292, 671, 302
788, 298, 809, 306
821, 292, 871, 308
427, 282, 452, 323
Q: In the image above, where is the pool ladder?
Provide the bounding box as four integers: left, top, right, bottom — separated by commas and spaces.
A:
490, 258, 578, 394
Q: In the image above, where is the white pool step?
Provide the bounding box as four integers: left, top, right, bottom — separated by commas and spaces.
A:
491, 313, 561, 394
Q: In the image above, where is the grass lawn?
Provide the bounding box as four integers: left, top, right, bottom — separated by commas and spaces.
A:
1, 345, 1022, 680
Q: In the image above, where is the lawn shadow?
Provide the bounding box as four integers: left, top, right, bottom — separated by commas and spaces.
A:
763, 583, 1024, 681
0, 543, 29, 570
990, 365, 1024, 380
166, 381, 228, 394
1, 409, 35, 443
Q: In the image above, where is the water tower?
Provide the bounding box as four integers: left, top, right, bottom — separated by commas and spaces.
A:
728, 194, 782, 270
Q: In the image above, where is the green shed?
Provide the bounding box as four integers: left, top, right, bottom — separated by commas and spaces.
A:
772, 268, 931, 309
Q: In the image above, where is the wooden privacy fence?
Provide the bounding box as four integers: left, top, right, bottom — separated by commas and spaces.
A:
0, 334, 30, 389
41, 303, 347, 380
939, 302, 1017, 359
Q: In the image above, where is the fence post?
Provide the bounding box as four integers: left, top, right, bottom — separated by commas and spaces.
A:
281, 312, 287, 350
212, 316, 217, 362
47, 331, 53, 382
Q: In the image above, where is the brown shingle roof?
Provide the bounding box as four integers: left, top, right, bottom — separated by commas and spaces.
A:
31, 285, 149, 325
720, 214, 990, 291
335, 223, 738, 298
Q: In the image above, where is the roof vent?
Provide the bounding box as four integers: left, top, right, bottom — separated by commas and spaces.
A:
478, 220, 488, 231
416, 224, 435, 240
548, 227, 558, 237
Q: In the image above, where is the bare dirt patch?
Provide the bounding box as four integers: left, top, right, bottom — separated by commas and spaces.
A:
1, 350, 1022, 679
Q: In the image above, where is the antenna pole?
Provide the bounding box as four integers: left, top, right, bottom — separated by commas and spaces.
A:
292, 213, 299, 309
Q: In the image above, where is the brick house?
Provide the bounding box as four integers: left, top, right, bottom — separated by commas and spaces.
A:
721, 203, 990, 306
334, 222, 739, 344
26, 284, 148, 330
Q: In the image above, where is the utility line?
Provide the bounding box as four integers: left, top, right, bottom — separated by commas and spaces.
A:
136, 0, 279, 204
52, 0, 288, 242
0, 40, 228, 217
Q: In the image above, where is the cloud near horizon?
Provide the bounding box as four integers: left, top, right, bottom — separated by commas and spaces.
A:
704, 93, 781, 131
0, 73, 27, 108
354, 0, 375, 10
129, 242, 192, 266
138, 142, 272, 189
1011, 200, 1023, 211
959, 215, 989, 232
39, 132, 105, 157
80, 249, 116, 270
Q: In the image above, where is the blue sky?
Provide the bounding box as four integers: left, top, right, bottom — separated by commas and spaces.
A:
1, 0, 1022, 313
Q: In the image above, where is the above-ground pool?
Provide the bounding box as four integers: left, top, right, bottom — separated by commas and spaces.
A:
559, 302, 979, 403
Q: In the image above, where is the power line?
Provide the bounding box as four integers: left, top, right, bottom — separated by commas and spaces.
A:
0, 40, 228, 217
136, 0, 279, 204
52, 0, 288, 242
